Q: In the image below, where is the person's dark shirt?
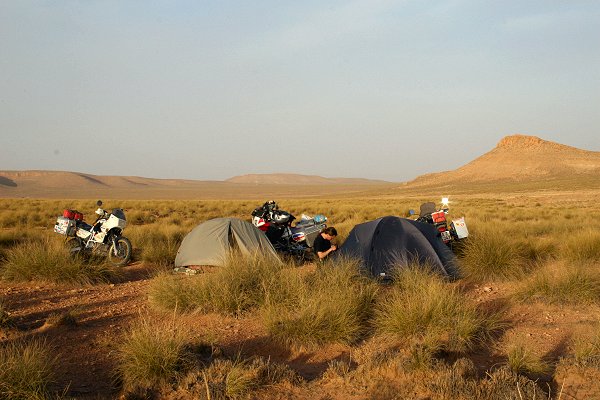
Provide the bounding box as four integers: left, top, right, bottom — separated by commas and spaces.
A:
313, 234, 332, 256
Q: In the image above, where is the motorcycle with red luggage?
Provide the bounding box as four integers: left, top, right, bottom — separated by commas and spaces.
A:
251, 200, 328, 262
54, 200, 132, 266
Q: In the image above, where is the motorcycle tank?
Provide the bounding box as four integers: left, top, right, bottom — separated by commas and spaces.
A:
106, 214, 127, 230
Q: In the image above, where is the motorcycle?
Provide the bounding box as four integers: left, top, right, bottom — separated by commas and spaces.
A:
411, 197, 469, 247
54, 200, 132, 266
251, 201, 328, 262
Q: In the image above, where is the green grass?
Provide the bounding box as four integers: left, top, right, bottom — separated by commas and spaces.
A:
116, 316, 195, 394
149, 252, 286, 316
561, 229, 600, 263
505, 342, 550, 376
0, 339, 56, 400
374, 265, 502, 352
166, 355, 300, 399
459, 229, 529, 281
1, 236, 121, 284
128, 225, 187, 266
0, 298, 11, 327
514, 265, 600, 305
261, 258, 378, 347
44, 309, 79, 328
572, 325, 600, 368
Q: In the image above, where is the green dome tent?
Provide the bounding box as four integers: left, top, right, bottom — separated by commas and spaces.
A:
174, 218, 280, 267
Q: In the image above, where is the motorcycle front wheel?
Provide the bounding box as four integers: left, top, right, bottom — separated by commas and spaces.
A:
108, 236, 132, 267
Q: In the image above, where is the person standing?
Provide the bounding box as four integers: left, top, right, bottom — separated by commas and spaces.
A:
313, 227, 338, 261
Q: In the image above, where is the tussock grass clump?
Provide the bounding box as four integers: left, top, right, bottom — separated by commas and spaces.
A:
338, 347, 545, 400
514, 265, 600, 305
0, 298, 11, 327
460, 229, 529, 281
167, 356, 301, 399
561, 229, 600, 263
128, 226, 186, 267
148, 273, 200, 312
149, 253, 285, 316
44, 309, 79, 328
1, 237, 120, 284
262, 258, 378, 347
0, 339, 56, 400
572, 325, 600, 368
374, 266, 501, 353
505, 343, 550, 376
209, 357, 297, 399
116, 316, 195, 393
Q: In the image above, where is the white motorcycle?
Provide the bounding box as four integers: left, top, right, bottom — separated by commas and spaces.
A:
54, 200, 132, 266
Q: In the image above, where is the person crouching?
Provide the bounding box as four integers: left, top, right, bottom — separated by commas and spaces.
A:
314, 227, 338, 261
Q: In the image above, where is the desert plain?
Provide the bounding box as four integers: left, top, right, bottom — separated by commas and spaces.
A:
2, 135, 600, 399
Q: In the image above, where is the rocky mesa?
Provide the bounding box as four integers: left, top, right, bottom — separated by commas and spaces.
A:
410, 134, 600, 186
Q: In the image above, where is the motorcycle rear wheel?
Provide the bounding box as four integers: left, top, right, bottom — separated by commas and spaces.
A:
108, 236, 132, 267
66, 237, 84, 259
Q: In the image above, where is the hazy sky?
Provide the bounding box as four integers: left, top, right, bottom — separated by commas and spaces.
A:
1, 1, 599, 182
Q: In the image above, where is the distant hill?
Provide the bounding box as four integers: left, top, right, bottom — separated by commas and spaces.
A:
0, 170, 394, 199
226, 173, 389, 185
409, 134, 600, 187
3, 135, 599, 199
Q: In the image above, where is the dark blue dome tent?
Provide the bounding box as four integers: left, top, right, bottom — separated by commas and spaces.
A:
337, 216, 459, 279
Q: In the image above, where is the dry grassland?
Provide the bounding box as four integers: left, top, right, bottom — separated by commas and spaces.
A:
1, 183, 600, 399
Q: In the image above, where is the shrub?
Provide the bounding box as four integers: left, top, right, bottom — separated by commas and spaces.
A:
374, 265, 501, 352
0, 339, 56, 400
262, 258, 378, 347
1, 237, 121, 284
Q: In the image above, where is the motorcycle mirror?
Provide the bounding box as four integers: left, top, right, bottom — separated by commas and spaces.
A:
97, 200, 103, 207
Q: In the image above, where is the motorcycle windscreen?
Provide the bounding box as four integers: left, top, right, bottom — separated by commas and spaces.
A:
111, 209, 126, 220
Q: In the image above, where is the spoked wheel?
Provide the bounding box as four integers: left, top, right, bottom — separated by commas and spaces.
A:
66, 237, 84, 259
108, 236, 132, 267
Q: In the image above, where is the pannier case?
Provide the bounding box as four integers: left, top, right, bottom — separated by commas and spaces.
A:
452, 217, 469, 239
54, 216, 76, 236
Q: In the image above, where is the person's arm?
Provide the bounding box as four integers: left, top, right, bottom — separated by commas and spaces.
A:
317, 244, 337, 259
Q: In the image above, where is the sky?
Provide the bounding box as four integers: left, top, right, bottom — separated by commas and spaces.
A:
1, 1, 599, 182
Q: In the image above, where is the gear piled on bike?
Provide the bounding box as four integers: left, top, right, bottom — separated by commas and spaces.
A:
251, 201, 328, 262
